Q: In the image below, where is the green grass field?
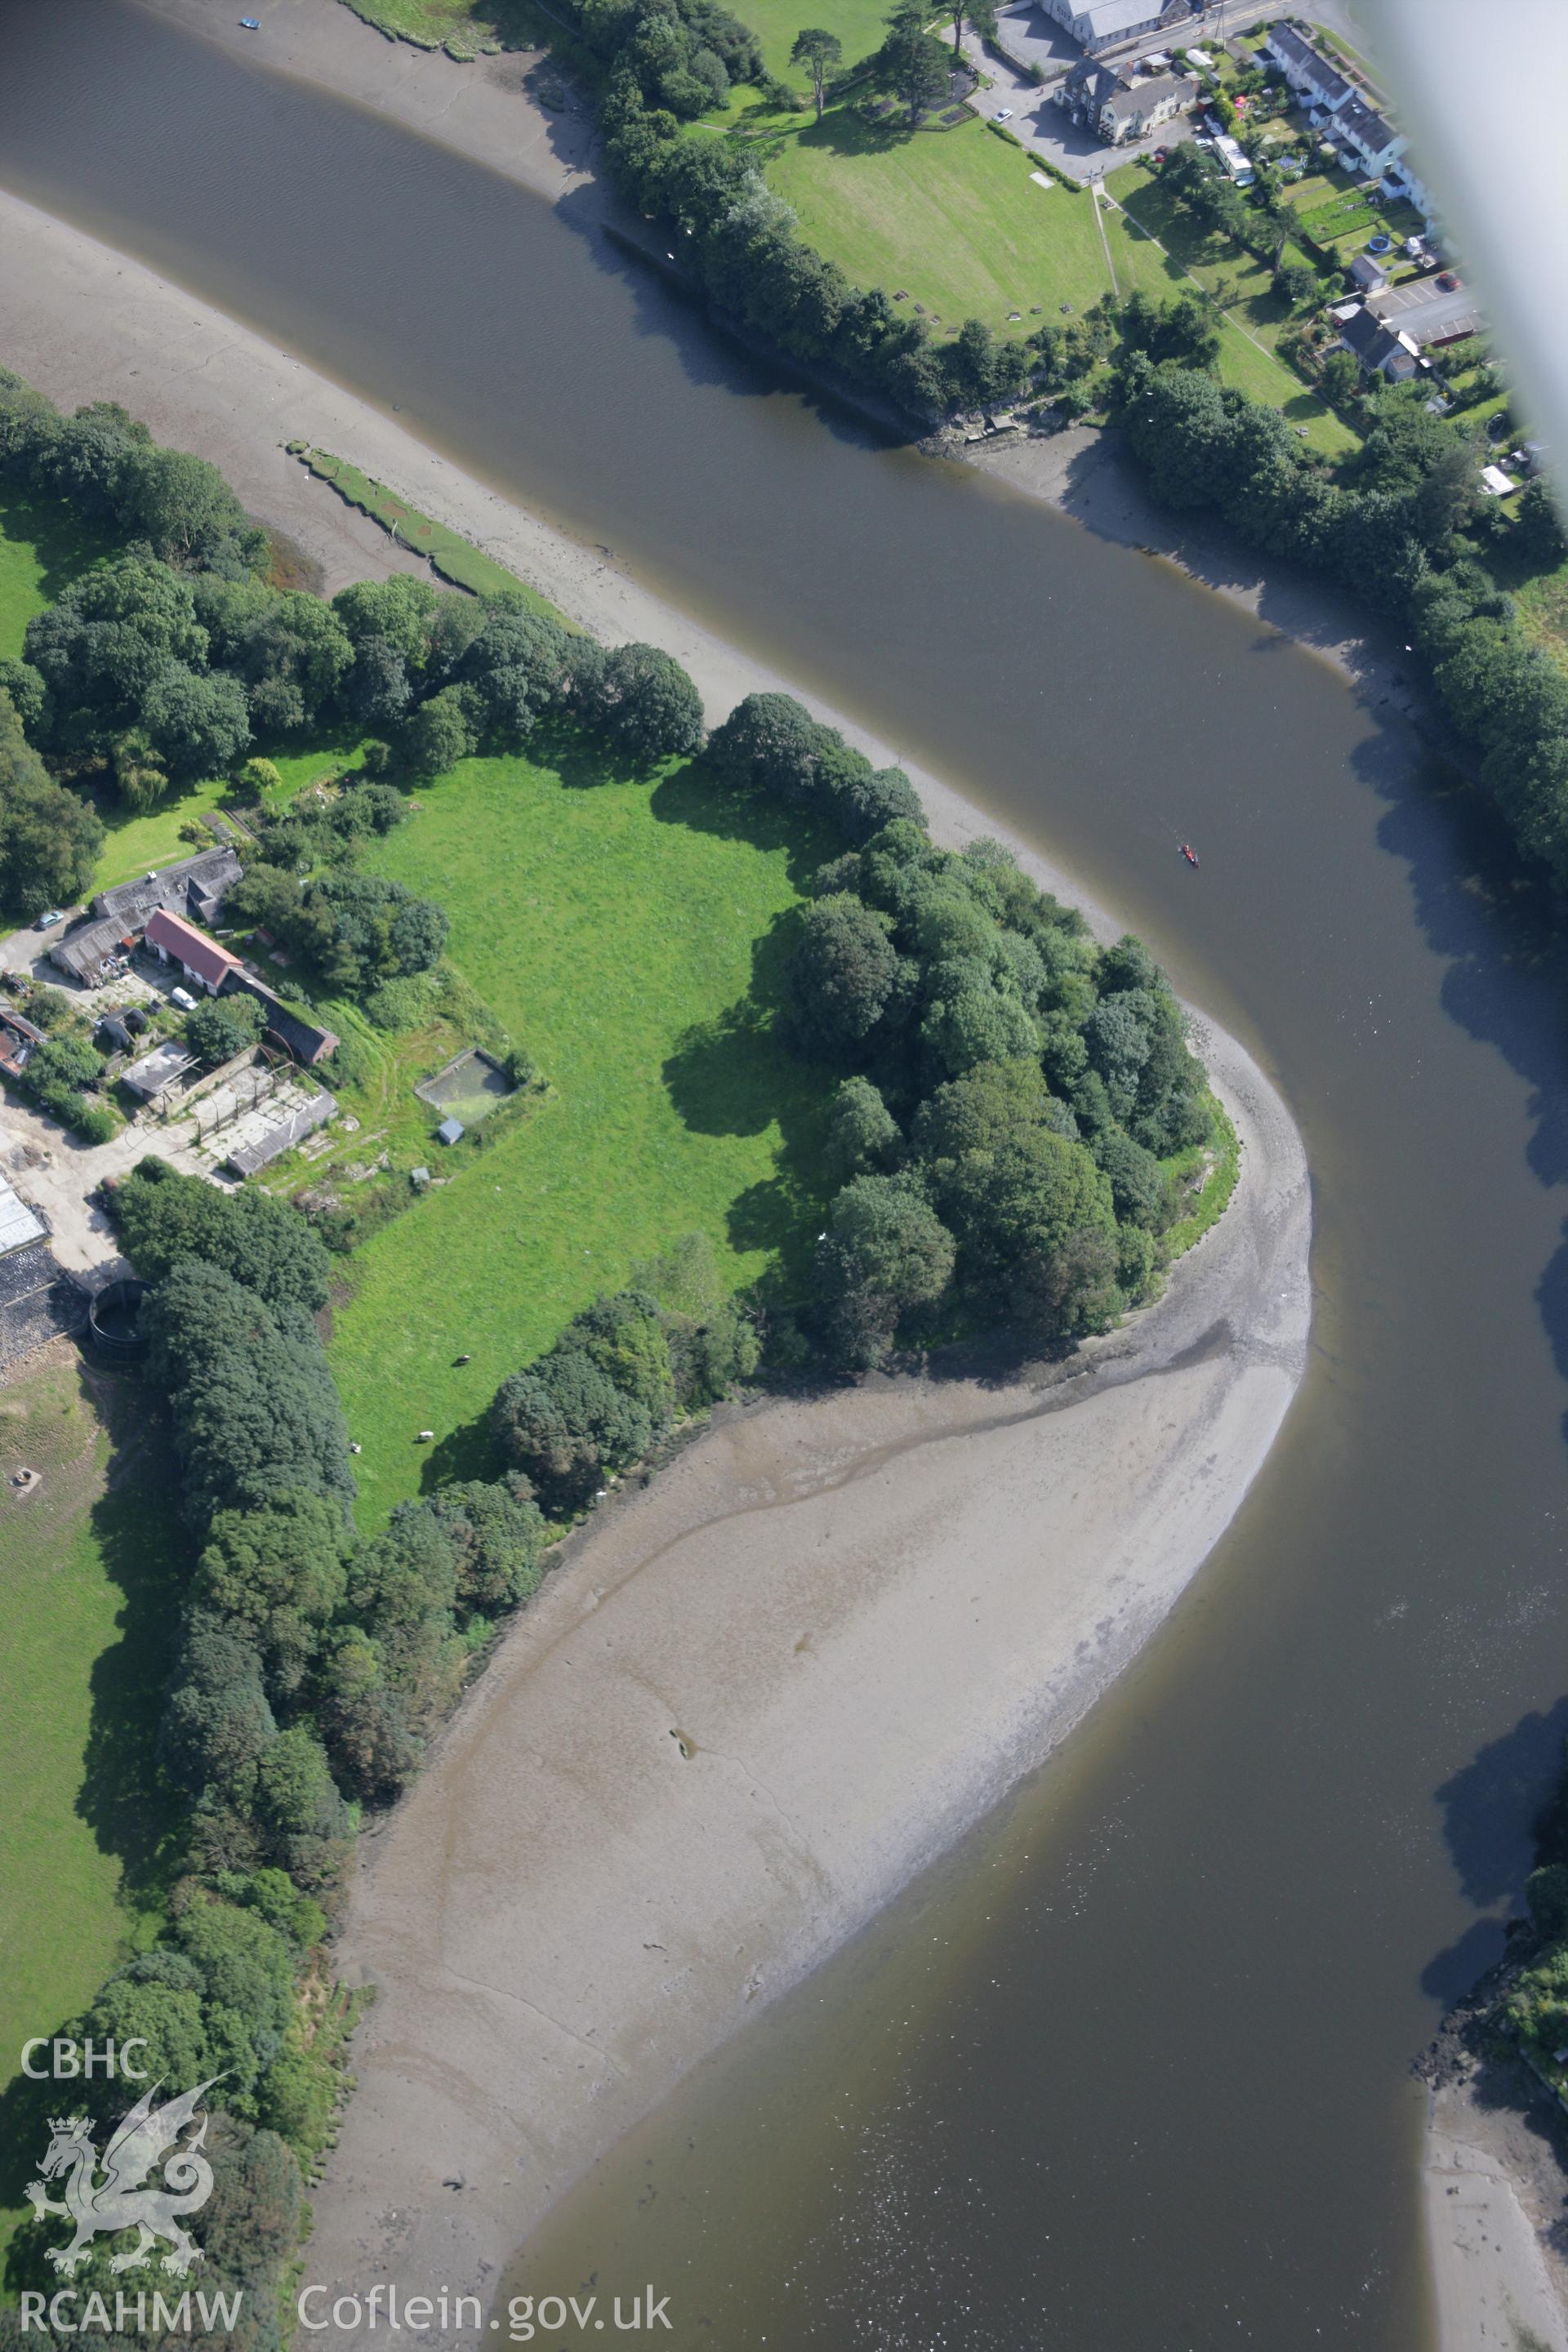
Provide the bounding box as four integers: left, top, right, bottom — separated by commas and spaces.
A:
761, 118, 1354, 449
1104, 167, 1359, 458
739, 0, 898, 82
69, 728, 368, 902
0, 1357, 183, 2244
323, 733, 835, 1528
0, 489, 105, 663
768, 114, 1109, 329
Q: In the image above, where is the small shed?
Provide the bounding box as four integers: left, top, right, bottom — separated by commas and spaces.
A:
437, 1117, 465, 1146
1481, 464, 1517, 497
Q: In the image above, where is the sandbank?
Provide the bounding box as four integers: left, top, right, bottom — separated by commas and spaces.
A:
304, 994, 1306, 2345
1425, 2062, 1568, 2352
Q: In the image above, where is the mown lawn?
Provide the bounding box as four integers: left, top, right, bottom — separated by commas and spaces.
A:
0, 1358, 182, 2247
768, 112, 1119, 328
761, 116, 1356, 449
325, 733, 836, 1529
738, 0, 899, 82
87, 741, 368, 897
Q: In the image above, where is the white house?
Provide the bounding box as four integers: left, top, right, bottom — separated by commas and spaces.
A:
1383, 157, 1436, 221
1261, 21, 1353, 114
1334, 94, 1405, 179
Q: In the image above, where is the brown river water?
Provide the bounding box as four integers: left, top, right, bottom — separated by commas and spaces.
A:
2, 4, 1568, 2342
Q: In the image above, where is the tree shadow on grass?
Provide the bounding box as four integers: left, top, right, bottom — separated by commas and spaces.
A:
74, 1393, 187, 1906
650, 757, 840, 892
662, 906, 833, 1281
0, 1362, 187, 2241
0, 485, 114, 614
418, 1411, 504, 1499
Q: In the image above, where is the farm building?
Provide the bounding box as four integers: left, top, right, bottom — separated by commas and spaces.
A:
220, 973, 340, 1067
145, 907, 245, 997
50, 915, 136, 988
49, 848, 245, 991
0, 1008, 45, 1082
121, 1039, 201, 1104
93, 847, 242, 935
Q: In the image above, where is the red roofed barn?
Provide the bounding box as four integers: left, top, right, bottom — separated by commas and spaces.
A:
144, 907, 244, 996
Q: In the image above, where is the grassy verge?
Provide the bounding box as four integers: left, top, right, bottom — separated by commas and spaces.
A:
335, 0, 551, 53
297, 449, 572, 616
315, 730, 835, 1528
1160, 1093, 1240, 1263
0, 1355, 184, 2255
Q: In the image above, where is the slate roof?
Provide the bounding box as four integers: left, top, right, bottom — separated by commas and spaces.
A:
1104, 70, 1186, 118
94, 847, 243, 933
1338, 306, 1410, 372
1264, 21, 1352, 105
1336, 93, 1399, 154
220, 973, 340, 1068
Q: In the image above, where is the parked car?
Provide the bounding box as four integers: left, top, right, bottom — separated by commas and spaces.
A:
34, 909, 65, 929
171, 985, 198, 1012
1437, 270, 1461, 291
994, 107, 1013, 121
1152, 145, 1168, 162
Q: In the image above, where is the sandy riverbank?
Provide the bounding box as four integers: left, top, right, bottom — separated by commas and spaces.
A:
1425, 2056, 1568, 2352
305, 1014, 1307, 2346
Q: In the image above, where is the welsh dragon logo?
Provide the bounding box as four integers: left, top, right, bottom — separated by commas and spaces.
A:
26, 2078, 220, 2278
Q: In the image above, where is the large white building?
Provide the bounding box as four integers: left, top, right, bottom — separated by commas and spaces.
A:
1040, 0, 1193, 58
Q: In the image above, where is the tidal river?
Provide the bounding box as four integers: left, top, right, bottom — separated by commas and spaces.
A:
3, 4, 1566, 2342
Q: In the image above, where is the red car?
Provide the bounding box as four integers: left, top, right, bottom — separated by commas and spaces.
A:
1437, 270, 1461, 291
1152, 145, 1168, 162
